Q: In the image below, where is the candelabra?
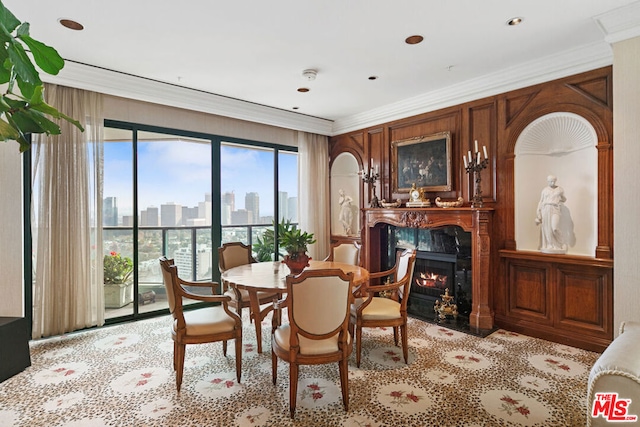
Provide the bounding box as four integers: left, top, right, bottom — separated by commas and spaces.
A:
464, 141, 489, 208
361, 168, 381, 208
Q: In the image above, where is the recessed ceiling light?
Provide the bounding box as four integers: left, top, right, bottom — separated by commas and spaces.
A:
58, 18, 84, 31
405, 35, 424, 45
507, 17, 523, 26
297, 88, 310, 93
368, 76, 378, 80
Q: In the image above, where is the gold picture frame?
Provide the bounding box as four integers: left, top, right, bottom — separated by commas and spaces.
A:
391, 131, 452, 194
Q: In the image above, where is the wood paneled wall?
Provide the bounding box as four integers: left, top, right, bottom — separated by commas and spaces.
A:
329, 67, 614, 351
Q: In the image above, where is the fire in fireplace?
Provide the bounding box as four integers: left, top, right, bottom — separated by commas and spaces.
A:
389, 226, 472, 323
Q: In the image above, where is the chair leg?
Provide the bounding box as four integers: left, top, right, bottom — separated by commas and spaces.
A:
272, 349, 278, 385
234, 336, 242, 383
400, 323, 408, 364
393, 326, 399, 346
222, 339, 228, 356
173, 341, 178, 371
175, 343, 186, 392
290, 363, 299, 419
355, 325, 362, 368
338, 357, 349, 411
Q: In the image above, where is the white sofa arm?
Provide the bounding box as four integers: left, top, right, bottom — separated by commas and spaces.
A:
587, 321, 640, 426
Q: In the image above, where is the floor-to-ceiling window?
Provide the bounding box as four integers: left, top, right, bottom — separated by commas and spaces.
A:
219, 142, 298, 260
102, 122, 297, 322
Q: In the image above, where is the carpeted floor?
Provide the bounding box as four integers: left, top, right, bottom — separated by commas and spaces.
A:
0, 313, 600, 426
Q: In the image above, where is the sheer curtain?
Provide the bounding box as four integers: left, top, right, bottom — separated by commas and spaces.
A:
31, 84, 104, 338
297, 131, 330, 260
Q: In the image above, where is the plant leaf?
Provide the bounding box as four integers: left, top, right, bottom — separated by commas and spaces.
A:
7, 39, 40, 85
0, 1, 20, 35
16, 75, 35, 99
0, 47, 10, 83
0, 117, 19, 141
19, 34, 64, 75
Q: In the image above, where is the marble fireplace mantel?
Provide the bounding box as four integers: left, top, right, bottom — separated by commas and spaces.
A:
363, 207, 494, 330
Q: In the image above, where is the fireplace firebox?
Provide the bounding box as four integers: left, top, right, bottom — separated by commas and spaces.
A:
389, 226, 473, 323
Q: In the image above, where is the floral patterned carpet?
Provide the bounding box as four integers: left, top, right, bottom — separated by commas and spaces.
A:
0, 313, 600, 426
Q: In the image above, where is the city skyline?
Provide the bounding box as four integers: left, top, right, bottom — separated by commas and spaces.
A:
104, 136, 298, 220
104, 190, 298, 226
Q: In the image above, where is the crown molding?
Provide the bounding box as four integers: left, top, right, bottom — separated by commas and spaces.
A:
595, 1, 640, 44
331, 41, 614, 135
41, 62, 335, 136
42, 38, 618, 138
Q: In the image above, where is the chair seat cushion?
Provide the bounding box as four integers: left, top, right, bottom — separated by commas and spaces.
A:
174, 306, 237, 336
224, 288, 277, 302
274, 324, 351, 355
351, 297, 401, 321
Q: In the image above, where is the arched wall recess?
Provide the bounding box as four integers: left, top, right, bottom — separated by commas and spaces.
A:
514, 112, 598, 256
330, 152, 360, 236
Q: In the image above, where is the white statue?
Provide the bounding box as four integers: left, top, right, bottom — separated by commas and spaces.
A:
338, 189, 354, 235
535, 175, 568, 254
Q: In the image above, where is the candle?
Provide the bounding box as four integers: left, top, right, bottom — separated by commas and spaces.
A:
483, 145, 488, 159
374, 164, 379, 174
477, 151, 480, 164
463, 156, 468, 168
468, 150, 472, 164
474, 140, 478, 153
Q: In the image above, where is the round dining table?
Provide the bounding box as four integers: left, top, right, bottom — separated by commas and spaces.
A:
220, 260, 369, 352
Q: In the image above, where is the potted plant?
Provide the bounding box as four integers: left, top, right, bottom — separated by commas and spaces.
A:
277, 219, 316, 274
103, 251, 134, 308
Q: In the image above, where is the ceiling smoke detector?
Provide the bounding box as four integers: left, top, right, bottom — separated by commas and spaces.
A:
302, 69, 317, 81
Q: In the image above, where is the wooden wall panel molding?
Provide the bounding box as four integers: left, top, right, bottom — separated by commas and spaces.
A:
506, 260, 551, 323
556, 264, 611, 333
500, 249, 613, 351
565, 75, 612, 109
505, 91, 540, 127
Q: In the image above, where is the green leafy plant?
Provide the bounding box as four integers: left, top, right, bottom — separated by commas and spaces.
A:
277, 219, 316, 260
103, 251, 133, 285
0, 0, 83, 151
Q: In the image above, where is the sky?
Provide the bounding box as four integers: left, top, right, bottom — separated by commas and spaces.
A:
103, 137, 298, 218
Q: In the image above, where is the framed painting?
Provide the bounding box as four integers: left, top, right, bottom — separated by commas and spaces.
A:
391, 131, 452, 194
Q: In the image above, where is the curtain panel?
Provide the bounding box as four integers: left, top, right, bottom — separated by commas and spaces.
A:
31, 84, 104, 338
297, 131, 330, 260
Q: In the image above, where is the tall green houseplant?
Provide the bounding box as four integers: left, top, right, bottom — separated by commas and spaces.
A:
0, 0, 83, 151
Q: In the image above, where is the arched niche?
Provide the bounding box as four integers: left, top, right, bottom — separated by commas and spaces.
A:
514, 112, 598, 256
330, 152, 360, 236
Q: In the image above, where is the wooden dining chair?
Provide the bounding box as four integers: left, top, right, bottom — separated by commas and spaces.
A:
218, 242, 279, 353
324, 241, 361, 266
350, 248, 416, 368
271, 268, 354, 418
159, 256, 242, 392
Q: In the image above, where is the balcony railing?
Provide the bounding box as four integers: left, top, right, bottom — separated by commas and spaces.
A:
103, 223, 285, 284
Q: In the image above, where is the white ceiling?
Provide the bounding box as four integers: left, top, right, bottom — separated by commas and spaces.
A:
6, 0, 640, 135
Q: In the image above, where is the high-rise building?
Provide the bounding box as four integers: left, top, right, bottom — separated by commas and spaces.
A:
173, 246, 212, 281
288, 196, 298, 222
231, 209, 251, 225
181, 206, 199, 225
145, 206, 159, 226
221, 191, 235, 225
122, 215, 134, 226
278, 191, 288, 221
161, 202, 182, 226
103, 196, 118, 226
245, 192, 259, 224
198, 200, 212, 225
